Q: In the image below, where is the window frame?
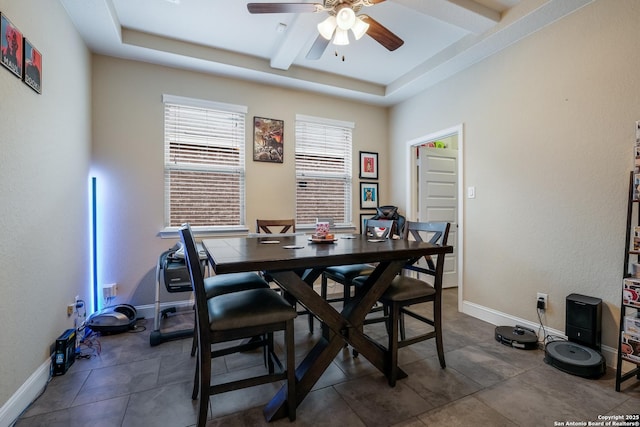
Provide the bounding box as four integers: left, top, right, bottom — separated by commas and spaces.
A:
160, 94, 248, 237
294, 114, 354, 230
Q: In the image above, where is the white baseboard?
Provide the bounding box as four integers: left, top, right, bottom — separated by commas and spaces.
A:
461, 299, 617, 368
0, 359, 50, 427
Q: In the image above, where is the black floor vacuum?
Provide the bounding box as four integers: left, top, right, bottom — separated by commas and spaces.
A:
495, 325, 539, 350
544, 294, 605, 378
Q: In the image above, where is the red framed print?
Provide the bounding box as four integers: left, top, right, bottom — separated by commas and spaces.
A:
1, 13, 23, 78
23, 38, 41, 93
359, 151, 378, 180
253, 116, 284, 163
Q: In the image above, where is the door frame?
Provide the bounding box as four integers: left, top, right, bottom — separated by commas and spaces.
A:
405, 124, 464, 312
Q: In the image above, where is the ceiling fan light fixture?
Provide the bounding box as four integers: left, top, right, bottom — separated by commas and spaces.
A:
351, 17, 369, 40
333, 27, 350, 45
317, 15, 337, 40
335, 7, 356, 31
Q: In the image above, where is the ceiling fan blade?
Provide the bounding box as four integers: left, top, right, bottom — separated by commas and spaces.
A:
247, 3, 321, 14
306, 34, 330, 60
361, 16, 404, 51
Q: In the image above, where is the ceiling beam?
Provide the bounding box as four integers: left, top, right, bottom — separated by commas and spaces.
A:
270, 13, 320, 70
392, 0, 501, 34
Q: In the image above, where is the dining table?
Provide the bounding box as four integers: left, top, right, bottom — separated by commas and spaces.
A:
201, 233, 453, 422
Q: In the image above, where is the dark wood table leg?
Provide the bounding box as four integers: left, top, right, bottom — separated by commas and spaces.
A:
264, 260, 407, 422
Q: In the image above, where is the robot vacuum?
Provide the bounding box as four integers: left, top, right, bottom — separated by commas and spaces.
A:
87, 304, 137, 334
495, 325, 538, 350
544, 340, 606, 378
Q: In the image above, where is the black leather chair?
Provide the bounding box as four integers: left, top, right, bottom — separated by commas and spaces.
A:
353, 221, 450, 386
190, 272, 269, 357
179, 224, 297, 426
320, 219, 395, 307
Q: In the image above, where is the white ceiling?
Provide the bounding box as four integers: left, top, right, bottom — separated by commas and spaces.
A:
60, 0, 593, 106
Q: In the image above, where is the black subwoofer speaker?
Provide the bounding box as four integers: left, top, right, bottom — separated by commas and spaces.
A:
566, 293, 602, 350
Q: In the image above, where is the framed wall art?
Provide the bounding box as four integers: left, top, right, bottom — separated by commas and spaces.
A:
360, 182, 379, 209
23, 38, 41, 93
253, 116, 284, 163
359, 151, 378, 180
360, 213, 373, 234
1, 13, 23, 78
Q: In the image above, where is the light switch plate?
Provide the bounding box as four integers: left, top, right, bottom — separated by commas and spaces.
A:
467, 186, 476, 199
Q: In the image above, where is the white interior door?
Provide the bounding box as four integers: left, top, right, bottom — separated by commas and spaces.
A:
418, 146, 458, 288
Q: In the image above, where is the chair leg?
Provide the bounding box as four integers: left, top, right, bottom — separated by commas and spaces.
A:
343, 281, 349, 303
308, 312, 314, 334
399, 310, 406, 341
434, 297, 446, 368
192, 351, 199, 400
197, 351, 210, 427
343, 280, 352, 348
387, 302, 400, 387
267, 333, 275, 374
383, 304, 391, 335
285, 319, 297, 421
190, 325, 197, 357
321, 274, 328, 299
261, 333, 268, 370
191, 305, 198, 357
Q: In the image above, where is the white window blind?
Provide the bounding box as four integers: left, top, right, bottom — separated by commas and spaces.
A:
295, 115, 353, 226
163, 95, 246, 228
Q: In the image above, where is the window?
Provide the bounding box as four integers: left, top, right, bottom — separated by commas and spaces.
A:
163, 94, 246, 229
295, 114, 353, 226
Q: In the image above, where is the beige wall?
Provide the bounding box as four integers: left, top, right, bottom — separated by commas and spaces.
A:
390, 0, 640, 350
91, 56, 389, 307
0, 0, 91, 409
3, 0, 638, 416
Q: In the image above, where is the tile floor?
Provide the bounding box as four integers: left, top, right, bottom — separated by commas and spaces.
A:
14, 288, 640, 427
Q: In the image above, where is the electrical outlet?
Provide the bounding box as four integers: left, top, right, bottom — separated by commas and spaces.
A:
537, 292, 548, 310
67, 304, 75, 316
103, 283, 118, 299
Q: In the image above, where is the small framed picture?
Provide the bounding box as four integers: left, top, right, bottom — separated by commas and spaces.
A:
360, 213, 372, 234
253, 116, 284, 163
1, 13, 23, 78
23, 38, 41, 93
359, 151, 378, 180
360, 182, 379, 209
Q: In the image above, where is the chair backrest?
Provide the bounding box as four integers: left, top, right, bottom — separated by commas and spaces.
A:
256, 219, 296, 234
403, 221, 450, 272
363, 218, 395, 239
179, 223, 210, 349
370, 205, 406, 236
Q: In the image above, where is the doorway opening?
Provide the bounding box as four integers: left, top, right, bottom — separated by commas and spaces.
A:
405, 124, 463, 311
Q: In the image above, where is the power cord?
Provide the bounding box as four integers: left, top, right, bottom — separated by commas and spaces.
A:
76, 328, 101, 359
537, 306, 566, 349
128, 318, 147, 333
74, 299, 87, 355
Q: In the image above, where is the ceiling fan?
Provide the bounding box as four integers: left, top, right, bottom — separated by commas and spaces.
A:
247, 0, 404, 60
